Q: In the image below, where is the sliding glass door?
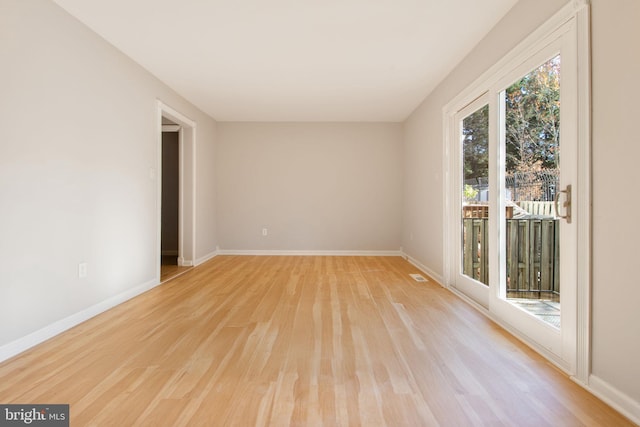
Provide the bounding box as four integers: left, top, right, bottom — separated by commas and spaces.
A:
447, 20, 581, 370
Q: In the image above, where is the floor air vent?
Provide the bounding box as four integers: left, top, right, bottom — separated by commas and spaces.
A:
409, 273, 427, 282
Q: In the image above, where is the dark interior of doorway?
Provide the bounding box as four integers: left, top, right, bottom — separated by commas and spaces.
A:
161, 129, 179, 266
160, 124, 192, 283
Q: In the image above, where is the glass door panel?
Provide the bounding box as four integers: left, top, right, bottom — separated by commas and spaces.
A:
501, 55, 561, 328
452, 95, 491, 308
461, 105, 490, 286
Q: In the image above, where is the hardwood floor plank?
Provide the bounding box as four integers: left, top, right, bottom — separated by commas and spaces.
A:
0, 256, 635, 426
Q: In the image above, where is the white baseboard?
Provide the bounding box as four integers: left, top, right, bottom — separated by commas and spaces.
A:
587, 375, 640, 425
194, 250, 218, 266
0, 277, 160, 363
217, 249, 403, 257
402, 252, 445, 285
177, 257, 193, 267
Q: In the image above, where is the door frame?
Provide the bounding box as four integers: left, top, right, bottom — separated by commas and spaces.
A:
442, 1, 590, 383
156, 100, 197, 277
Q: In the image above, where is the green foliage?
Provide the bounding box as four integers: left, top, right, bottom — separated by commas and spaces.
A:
505, 55, 560, 173
463, 184, 479, 201
462, 55, 560, 181
462, 104, 489, 181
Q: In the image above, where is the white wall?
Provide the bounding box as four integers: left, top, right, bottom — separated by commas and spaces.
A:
0, 0, 218, 350
402, 0, 566, 278
402, 0, 640, 418
590, 0, 640, 410
216, 122, 402, 252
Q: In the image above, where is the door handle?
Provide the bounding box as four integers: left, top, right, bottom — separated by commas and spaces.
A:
554, 184, 572, 223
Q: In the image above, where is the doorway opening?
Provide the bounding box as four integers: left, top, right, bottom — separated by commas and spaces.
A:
157, 101, 196, 283
161, 120, 183, 281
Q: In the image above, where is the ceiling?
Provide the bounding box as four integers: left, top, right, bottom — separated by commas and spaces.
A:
52, 0, 518, 122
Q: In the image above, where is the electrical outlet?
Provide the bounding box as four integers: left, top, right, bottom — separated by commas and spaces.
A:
78, 262, 88, 278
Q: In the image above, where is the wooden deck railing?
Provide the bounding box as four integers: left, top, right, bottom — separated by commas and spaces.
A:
462, 218, 559, 294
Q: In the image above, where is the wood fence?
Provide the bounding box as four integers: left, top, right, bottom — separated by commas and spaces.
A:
462, 218, 559, 294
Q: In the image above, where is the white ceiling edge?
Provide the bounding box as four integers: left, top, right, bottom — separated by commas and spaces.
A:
51, 0, 519, 122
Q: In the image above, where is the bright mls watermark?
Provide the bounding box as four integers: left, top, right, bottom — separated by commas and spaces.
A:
0, 405, 68, 426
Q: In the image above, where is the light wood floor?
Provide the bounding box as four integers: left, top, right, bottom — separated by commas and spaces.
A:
0, 256, 633, 426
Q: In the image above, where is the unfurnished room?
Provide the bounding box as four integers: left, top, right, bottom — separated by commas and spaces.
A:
1, 0, 639, 425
